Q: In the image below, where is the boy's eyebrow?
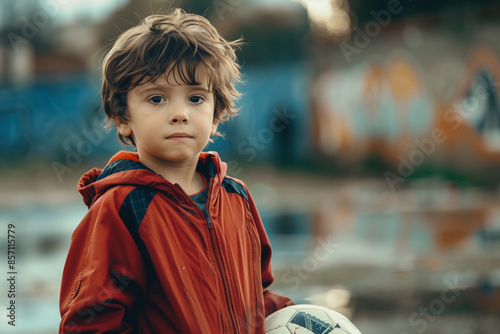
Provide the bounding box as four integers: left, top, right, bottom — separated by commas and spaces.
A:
137, 84, 211, 94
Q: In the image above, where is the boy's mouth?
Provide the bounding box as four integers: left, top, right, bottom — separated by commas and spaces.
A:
166, 132, 193, 140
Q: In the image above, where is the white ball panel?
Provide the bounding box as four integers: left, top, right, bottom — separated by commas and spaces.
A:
265, 304, 362, 334
265, 307, 298, 331
266, 327, 294, 334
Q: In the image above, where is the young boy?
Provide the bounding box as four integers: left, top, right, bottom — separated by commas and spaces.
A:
59, 8, 294, 334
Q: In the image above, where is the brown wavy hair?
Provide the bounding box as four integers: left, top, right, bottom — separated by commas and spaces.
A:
101, 8, 243, 145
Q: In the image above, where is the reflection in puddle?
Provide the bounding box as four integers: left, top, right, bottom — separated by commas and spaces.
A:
261, 185, 500, 332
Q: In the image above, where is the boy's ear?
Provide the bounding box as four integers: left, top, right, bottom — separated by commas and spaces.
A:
114, 118, 133, 137
211, 120, 219, 136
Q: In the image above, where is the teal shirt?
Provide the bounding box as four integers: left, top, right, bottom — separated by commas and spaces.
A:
190, 173, 208, 210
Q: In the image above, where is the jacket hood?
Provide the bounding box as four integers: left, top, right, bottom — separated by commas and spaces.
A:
78, 150, 227, 209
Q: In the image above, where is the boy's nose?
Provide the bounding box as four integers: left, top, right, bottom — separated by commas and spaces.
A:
169, 104, 189, 124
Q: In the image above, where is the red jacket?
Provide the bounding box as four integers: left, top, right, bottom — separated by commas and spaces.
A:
59, 151, 294, 333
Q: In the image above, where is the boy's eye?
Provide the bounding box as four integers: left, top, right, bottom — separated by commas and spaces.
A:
189, 96, 204, 104
150, 96, 165, 104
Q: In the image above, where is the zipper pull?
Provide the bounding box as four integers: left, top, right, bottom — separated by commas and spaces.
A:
203, 210, 213, 229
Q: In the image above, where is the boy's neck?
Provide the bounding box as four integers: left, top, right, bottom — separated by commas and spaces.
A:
138, 154, 204, 195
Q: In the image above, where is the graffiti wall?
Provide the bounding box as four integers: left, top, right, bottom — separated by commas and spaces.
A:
311, 26, 500, 183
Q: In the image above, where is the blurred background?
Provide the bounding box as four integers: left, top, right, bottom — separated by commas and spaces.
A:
1, 0, 500, 332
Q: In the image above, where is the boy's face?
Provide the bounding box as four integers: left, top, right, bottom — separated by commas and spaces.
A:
117, 66, 217, 166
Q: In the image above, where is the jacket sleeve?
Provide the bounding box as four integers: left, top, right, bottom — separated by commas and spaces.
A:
246, 187, 295, 317
59, 193, 147, 333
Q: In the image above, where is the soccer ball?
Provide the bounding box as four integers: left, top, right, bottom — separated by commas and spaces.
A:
265, 304, 362, 334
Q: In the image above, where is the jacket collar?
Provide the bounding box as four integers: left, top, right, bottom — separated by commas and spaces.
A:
78, 150, 227, 209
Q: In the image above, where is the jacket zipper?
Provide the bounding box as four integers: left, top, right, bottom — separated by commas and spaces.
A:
177, 180, 240, 333
202, 209, 239, 334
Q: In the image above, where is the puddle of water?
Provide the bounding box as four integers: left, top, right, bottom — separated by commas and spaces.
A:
1, 181, 500, 333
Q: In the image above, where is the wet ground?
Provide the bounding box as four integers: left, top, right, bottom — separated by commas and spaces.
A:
1, 164, 499, 333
